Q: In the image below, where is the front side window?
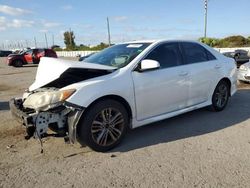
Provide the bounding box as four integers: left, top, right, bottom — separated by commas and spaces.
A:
182, 42, 216, 64
145, 43, 182, 68
85, 43, 151, 68
25, 49, 33, 55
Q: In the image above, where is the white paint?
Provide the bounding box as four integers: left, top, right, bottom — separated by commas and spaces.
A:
61, 40, 237, 129
238, 61, 250, 82
27, 40, 237, 129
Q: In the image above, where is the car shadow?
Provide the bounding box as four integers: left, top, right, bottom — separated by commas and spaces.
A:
21, 64, 38, 68
112, 89, 250, 152
0, 101, 10, 111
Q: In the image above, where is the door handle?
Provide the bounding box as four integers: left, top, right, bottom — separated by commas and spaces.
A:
215, 64, 221, 69
179, 71, 188, 76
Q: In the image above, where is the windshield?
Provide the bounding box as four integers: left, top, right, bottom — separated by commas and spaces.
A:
84, 43, 151, 68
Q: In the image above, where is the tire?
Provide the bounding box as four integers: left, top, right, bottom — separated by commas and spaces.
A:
77, 99, 128, 152
13, 60, 23, 67
210, 80, 230, 112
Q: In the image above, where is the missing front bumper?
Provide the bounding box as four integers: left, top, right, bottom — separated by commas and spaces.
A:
9, 98, 84, 143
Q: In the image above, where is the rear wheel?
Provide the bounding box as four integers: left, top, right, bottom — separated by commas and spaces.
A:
78, 99, 128, 152
210, 80, 230, 111
13, 60, 23, 67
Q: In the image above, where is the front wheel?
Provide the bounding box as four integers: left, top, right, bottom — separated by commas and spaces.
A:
13, 60, 23, 67
210, 80, 230, 111
77, 99, 128, 152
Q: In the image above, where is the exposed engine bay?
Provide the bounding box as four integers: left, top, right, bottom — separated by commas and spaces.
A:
9, 57, 116, 152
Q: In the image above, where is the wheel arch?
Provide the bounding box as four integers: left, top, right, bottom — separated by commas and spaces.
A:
78, 94, 133, 128
219, 77, 232, 96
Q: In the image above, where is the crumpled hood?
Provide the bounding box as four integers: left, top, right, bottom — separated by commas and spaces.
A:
29, 57, 116, 91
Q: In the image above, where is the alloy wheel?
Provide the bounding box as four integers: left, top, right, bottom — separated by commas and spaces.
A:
91, 107, 125, 147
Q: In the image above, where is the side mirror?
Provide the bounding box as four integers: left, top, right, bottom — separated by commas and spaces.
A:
138, 59, 160, 72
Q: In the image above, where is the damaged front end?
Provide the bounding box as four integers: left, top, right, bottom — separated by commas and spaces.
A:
9, 87, 84, 144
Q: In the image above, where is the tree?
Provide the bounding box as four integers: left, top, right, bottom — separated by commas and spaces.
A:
199, 37, 219, 47
64, 31, 76, 50
219, 35, 248, 47
91, 42, 110, 50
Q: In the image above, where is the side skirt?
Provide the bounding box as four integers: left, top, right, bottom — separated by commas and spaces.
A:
131, 101, 211, 129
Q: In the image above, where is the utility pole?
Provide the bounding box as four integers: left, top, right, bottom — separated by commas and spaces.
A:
107, 17, 111, 46
69, 28, 72, 47
25, 40, 28, 48
34, 37, 37, 48
52, 33, 54, 46
44, 33, 48, 48
204, 0, 208, 38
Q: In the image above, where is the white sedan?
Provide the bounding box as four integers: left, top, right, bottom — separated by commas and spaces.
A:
10, 40, 237, 152
238, 61, 250, 83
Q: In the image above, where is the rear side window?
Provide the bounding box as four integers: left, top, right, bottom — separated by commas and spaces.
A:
182, 42, 216, 64
145, 43, 182, 68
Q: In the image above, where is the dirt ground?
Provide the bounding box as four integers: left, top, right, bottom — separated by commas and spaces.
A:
1, 57, 250, 188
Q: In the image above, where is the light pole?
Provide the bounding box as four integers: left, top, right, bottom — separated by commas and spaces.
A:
52, 33, 54, 46
107, 17, 111, 46
34, 37, 37, 48
204, 0, 208, 38
44, 33, 48, 48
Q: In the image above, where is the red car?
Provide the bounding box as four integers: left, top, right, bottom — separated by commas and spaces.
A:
7, 48, 57, 67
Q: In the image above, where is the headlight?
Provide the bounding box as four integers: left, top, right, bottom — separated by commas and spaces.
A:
23, 89, 76, 111
239, 65, 248, 71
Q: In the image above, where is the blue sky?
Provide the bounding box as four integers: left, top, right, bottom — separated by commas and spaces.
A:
0, 0, 250, 48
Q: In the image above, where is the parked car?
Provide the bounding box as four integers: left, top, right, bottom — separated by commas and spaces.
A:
223, 49, 249, 67
7, 48, 57, 67
0, 50, 12, 57
238, 62, 250, 83
10, 40, 237, 152
78, 52, 96, 61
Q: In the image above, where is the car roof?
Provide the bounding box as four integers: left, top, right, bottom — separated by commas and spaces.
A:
122, 39, 203, 45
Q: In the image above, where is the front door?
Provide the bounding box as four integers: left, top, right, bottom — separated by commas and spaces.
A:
132, 42, 189, 121
24, 49, 33, 63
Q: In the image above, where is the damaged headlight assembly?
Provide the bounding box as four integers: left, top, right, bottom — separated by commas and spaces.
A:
9, 88, 85, 153
23, 89, 76, 111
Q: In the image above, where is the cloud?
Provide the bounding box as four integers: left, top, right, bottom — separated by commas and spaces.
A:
113, 16, 128, 22
0, 4, 32, 16
177, 18, 195, 25
8, 19, 34, 28
61, 5, 73, 10
39, 29, 48, 33
0, 16, 6, 30
41, 21, 61, 28
0, 16, 34, 30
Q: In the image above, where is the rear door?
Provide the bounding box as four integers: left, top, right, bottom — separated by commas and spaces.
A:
180, 42, 219, 106
132, 42, 190, 121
